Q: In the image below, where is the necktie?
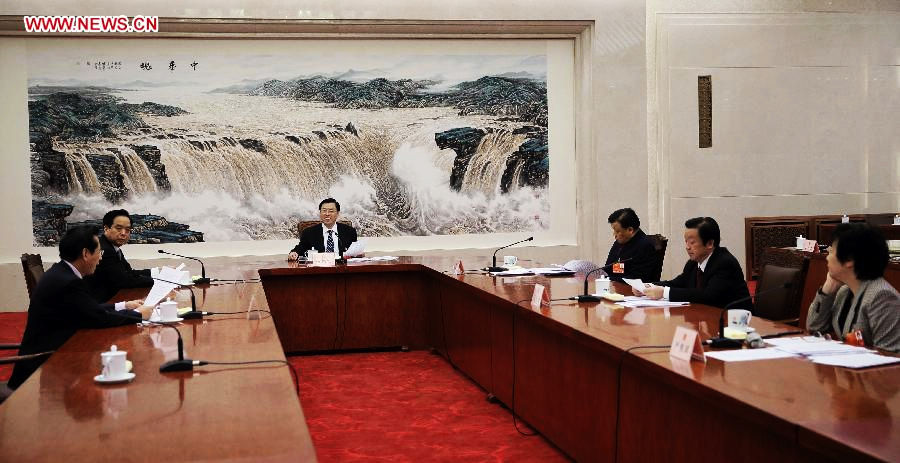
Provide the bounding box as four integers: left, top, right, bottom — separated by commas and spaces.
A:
326, 230, 334, 253
695, 267, 703, 288
117, 248, 124, 261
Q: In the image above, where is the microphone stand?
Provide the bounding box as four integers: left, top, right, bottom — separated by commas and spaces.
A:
706, 282, 791, 348
567, 258, 632, 302
158, 250, 210, 284
570, 266, 607, 302
107, 309, 197, 372
484, 237, 534, 273
152, 277, 208, 320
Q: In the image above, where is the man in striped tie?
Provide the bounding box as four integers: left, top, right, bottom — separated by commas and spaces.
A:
289, 198, 359, 260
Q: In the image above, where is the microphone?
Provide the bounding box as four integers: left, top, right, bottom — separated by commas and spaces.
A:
158, 250, 210, 284
568, 258, 633, 302
706, 282, 792, 348
156, 322, 198, 372
106, 309, 199, 372
484, 237, 534, 272
152, 277, 209, 320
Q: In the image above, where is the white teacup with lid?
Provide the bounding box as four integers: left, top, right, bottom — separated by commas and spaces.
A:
100, 345, 128, 380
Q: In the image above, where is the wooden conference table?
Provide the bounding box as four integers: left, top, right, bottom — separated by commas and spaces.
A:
2, 256, 898, 462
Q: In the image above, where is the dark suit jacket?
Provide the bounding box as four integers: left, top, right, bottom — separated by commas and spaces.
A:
604, 228, 658, 283
9, 261, 142, 389
85, 234, 152, 302
290, 222, 358, 257
655, 246, 752, 310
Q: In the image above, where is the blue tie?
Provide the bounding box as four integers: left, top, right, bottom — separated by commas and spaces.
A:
326, 230, 334, 253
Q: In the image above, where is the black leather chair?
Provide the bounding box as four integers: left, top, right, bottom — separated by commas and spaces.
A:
754, 262, 808, 325
20, 253, 45, 300
647, 234, 668, 283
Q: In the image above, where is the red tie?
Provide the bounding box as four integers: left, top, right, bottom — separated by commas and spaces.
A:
695, 267, 703, 288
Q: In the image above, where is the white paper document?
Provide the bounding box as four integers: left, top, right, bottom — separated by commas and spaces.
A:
144, 266, 189, 306
344, 239, 366, 257
618, 296, 688, 308
808, 353, 900, 369
767, 337, 875, 356
490, 268, 534, 276
346, 256, 400, 263
623, 278, 648, 293
706, 348, 798, 362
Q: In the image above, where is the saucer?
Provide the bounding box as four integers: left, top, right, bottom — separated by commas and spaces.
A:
94, 372, 136, 384
148, 316, 183, 324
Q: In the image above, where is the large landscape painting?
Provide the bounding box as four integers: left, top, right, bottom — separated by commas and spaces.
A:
27, 41, 550, 245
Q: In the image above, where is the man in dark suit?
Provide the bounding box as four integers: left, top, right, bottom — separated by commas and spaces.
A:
288, 198, 358, 260
8, 226, 154, 390
604, 208, 658, 282
636, 216, 752, 310
86, 209, 153, 302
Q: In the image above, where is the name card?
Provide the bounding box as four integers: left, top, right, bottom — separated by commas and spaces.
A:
670, 326, 706, 363
531, 283, 550, 309
802, 239, 818, 253
311, 252, 337, 267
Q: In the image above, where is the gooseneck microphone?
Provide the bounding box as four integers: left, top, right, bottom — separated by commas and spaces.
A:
106, 309, 199, 372
568, 258, 633, 302
706, 282, 792, 348
485, 237, 534, 272
152, 277, 208, 320
157, 322, 198, 372
158, 250, 210, 284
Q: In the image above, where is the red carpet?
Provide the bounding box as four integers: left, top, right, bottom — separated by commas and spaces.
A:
289, 352, 570, 462
0, 312, 27, 382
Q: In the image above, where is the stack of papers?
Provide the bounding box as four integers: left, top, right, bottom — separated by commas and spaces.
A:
145, 265, 191, 306
490, 267, 576, 277
765, 337, 875, 356
490, 268, 534, 276
808, 353, 900, 368
708, 336, 899, 369
618, 296, 689, 308
346, 256, 399, 262
706, 348, 798, 362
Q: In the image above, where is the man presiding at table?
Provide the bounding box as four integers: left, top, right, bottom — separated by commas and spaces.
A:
636, 216, 752, 310
807, 223, 900, 352
7, 226, 154, 391
288, 198, 358, 260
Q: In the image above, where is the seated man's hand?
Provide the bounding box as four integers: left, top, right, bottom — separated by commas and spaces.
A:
136, 305, 155, 320
288, 252, 299, 261
124, 299, 144, 310
643, 285, 665, 300
631, 285, 645, 296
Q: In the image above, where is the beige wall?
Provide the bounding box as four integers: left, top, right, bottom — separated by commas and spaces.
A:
647, 1, 900, 276
2, 1, 898, 310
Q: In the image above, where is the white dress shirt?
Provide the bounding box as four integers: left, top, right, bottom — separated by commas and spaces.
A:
662, 252, 712, 300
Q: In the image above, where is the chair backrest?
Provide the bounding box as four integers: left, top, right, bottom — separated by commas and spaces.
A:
20, 253, 44, 299
296, 219, 353, 237
754, 262, 808, 322
647, 234, 668, 282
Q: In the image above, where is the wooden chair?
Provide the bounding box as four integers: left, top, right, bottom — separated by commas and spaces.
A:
0, 351, 54, 404
647, 234, 668, 283
20, 254, 44, 300
754, 261, 809, 325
